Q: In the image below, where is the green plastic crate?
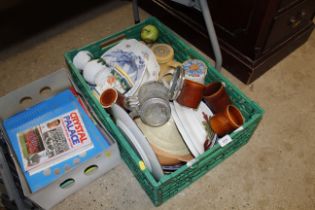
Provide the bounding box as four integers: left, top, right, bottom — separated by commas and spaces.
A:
64, 17, 264, 206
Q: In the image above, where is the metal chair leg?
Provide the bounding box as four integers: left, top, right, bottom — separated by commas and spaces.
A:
199, 0, 222, 71
131, 0, 222, 71
132, 0, 140, 24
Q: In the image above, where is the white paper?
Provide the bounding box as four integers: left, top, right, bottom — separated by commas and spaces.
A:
218, 135, 232, 147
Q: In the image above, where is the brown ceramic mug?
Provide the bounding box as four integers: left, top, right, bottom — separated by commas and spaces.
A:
203, 82, 231, 113
99, 88, 126, 109
176, 79, 205, 109
209, 104, 244, 137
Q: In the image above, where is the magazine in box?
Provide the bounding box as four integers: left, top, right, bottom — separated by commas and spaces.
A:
4, 89, 111, 192
17, 109, 93, 175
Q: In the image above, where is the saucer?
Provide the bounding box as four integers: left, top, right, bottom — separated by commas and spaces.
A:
110, 104, 163, 180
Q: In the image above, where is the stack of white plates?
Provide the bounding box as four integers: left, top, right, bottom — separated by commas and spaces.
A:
110, 101, 217, 179
171, 101, 217, 157
135, 117, 193, 165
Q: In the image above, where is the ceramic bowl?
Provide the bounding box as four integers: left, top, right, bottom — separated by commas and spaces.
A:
83, 59, 106, 85
73, 50, 93, 71
150, 144, 189, 166
135, 117, 192, 158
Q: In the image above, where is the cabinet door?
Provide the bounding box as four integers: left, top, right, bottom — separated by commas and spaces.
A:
208, 0, 257, 37
208, 0, 276, 58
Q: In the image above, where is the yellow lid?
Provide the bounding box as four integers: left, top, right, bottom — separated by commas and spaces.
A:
151, 43, 174, 64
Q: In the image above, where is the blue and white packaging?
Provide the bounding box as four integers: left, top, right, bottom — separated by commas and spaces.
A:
3, 89, 111, 193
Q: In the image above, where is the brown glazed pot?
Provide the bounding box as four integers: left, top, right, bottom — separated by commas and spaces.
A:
209, 105, 244, 137
176, 79, 205, 109
100, 88, 118, 108
203, 82, 231, 113
100, 88, 127, 110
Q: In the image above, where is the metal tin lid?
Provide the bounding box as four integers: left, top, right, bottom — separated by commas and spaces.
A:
182, 59, 207, 84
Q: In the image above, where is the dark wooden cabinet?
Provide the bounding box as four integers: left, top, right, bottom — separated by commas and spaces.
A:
0, 0, 111, 49
139, 0, 315, 83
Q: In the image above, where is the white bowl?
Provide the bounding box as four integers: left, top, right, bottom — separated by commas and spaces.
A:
83, 59, 106, 85
172, 101, 217, 156
73, 50, 93, 71
135, 117, 191, 157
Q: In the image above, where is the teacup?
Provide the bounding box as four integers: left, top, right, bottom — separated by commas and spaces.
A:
209, 104, 244, 137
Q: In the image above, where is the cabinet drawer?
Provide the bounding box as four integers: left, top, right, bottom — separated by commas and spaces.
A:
264, 0, 315, 51
278, 0, 303, 12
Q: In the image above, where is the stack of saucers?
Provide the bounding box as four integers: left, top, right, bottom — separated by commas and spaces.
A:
135, 117, 193, 166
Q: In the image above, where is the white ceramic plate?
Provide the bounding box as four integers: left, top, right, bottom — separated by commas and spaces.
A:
173, 101, 216, 155
110, 104, 164, 180
116, 121, 152, 171
170, 103, 200, 157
